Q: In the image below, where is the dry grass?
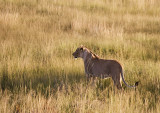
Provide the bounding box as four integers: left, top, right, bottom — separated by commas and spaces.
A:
0, 0, 160, 112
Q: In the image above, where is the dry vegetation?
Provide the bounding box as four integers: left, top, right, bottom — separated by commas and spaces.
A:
0, 0, 160, 112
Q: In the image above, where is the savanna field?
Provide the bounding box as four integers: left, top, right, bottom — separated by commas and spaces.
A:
0, 0, 160, 112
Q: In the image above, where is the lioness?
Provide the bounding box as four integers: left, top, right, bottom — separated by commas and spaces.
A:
72, 46, 138, 89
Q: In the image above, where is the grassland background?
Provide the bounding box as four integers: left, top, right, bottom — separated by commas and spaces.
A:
0, 0, 160, 112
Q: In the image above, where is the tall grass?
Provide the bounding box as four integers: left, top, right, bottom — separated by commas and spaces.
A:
0, 0, 160, 112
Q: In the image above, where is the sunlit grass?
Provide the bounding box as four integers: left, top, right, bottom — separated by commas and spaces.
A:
0, 0, 160, 112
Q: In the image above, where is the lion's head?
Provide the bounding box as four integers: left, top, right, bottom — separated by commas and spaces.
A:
72, 46, 85, 58
72, 46, 99, 59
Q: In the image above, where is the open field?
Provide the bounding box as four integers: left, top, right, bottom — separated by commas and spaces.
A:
0, 0, 160, 112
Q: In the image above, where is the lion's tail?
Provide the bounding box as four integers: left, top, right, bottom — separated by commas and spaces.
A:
121, 69, 139, 88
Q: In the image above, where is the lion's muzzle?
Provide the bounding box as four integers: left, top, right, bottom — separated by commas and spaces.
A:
72, 52, 78, 58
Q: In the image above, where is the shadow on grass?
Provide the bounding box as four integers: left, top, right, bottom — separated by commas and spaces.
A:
1, 67, 160, 99
0, 67, 86, 95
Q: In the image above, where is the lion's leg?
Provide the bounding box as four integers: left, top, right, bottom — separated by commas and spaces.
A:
116, 81, 122, 89
86, 74, 90, 81
86, 74, 95, 83
86, 74, 96, 87
112, 73, 122, 90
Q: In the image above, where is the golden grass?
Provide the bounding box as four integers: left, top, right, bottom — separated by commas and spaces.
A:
0, 0, 160, 112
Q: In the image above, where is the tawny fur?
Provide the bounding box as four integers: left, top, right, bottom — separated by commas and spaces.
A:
72, 46, 138, 89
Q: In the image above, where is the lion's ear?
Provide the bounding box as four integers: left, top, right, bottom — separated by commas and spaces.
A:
80, 45, 84, 47
80, 47, 83, 51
